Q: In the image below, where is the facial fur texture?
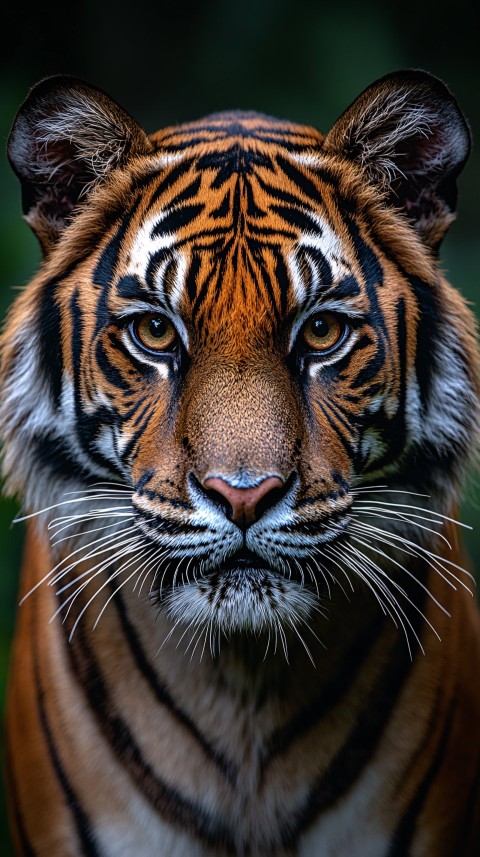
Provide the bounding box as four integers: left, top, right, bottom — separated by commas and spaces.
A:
1, 74, 479, 650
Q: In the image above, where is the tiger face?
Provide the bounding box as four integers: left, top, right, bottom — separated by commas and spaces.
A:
1, 72, 479, 642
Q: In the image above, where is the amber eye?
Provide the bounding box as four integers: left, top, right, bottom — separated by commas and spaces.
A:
302, 312, 346, 353
131, 314, 177, 353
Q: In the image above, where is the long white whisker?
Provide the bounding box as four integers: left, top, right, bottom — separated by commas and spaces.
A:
333, 543, 421, 657
68, 547, 144, 639
50, 536, 141, 604
350, 520, 475, 591
50, 517, 134, 544
49, 530, 139, 587
352, 508, 452, 549
13, 493, 132, 523
353, 499, 472, 530
18, 527, 137, 603
350, 534, 450, 618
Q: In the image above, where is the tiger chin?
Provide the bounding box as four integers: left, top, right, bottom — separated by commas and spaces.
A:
1, 71, 480, 856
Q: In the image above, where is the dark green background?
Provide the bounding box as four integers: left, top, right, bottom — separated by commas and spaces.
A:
1, 1, 479, 852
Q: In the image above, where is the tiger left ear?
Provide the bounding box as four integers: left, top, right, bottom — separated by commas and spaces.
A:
324, 70, 471, 249
8, 75, 153, 254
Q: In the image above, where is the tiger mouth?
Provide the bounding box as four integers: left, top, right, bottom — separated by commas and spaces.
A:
220, 548, 273, 573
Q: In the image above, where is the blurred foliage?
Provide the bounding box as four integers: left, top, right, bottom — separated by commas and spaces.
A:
0, 0, 479, 852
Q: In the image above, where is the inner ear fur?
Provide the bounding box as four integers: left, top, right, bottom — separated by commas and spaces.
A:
8, 75, 153, 254
324, 70, 471, 249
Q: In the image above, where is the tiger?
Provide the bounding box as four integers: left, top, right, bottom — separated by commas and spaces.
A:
1, 68, 480, 856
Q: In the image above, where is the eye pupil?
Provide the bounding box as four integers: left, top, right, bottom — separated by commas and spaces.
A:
149, 318, 167, 338
311, 317, 330, 338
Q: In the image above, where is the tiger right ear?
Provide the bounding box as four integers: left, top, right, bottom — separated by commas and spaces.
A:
8, 76, 153, 254
324, 70, 471, 250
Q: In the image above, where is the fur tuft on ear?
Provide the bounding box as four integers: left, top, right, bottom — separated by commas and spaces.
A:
324, 70, 471, 249
8, 76, 153, 253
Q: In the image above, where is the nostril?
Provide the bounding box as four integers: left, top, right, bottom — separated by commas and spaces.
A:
202, 475, 292, 528
255, 480, 287, 519
203, 483, 235, 519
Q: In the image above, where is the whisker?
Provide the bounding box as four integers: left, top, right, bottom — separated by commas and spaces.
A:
352, 508, 452, 549
67, 546, 144, 639
351, 520, 475, 591
13, 493, 132, 523
348, 538, 446, 645
50, 516, 134, 544
353, 499, 471, 530
332, 543, 421, 657
49, 529, 139, 587
350, 533, 451, 618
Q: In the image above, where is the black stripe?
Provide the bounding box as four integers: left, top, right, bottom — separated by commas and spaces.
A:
260, 612, 384, 775
185, 252, 202, 304
271, 203, 323, 235
159, 119, 318, 140
93, 212, 138, 335
275, 155, 325, 204
409, 275, 440, 409
61, 612, 236, 852
70, 291, 123, 479
144, 247, 173, 293
362, 298, 408, 474
350, 347, 385, 389
192, 259, 222, 316
106, 330, 147, 375
315, 401, 356, 458
115, 274, 146, 300
273, 254, 291, 318
343, 213, 386, 327
33, 432, 97, 484
151, 203, 204, 237
346, 202, 441, 412
331, 275, 361, 298
303, 247, 333, 291
331, 333, 373, 379
148, 158, 196, 208
387, 698, 457, 856
211, 190, 231, 219
245, 179, 267, 219
5, 746, 38, 857
36, 262, 78, 408
134, 508, 205, 535
256, 173, 315, 209
131, 399, 154, 429
170, 175, 202, 206
113, 588, 238, 785
281, 629, 415, 846
197, 146, 272, 185
34, 636, 102, 855
95, 339, 131, 391
160, 134, 314, 153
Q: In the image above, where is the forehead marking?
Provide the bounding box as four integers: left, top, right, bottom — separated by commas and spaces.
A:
288, 217, 350, 308
127, 213, 177, 281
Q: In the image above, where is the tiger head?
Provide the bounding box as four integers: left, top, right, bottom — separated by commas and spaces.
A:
1, 71, 479, 641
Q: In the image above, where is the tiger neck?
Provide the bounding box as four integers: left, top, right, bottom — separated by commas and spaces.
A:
22, 523, 472, 806
48, 530, 450, 721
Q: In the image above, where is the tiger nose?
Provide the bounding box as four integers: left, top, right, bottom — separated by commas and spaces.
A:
203, 476, 285, 528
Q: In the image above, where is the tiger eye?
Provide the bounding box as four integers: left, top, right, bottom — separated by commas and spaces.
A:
303, 312, 345, 352
133, 314, 177, 352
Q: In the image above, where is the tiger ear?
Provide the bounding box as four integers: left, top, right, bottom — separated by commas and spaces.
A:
324, 70, 471, 249
8, 76, 153, 254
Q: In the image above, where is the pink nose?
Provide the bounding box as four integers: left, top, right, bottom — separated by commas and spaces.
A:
203, 476, 285, 527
